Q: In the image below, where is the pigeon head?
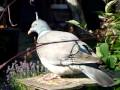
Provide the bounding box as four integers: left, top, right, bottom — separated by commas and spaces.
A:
28, 19, 51, 35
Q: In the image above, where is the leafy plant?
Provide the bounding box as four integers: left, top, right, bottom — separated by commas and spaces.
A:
96, 0, 120, 71
67, 0, 120, 88
96, 1, 120, 87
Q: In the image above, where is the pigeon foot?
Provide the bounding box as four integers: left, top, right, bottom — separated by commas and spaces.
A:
42, 73, 61, 81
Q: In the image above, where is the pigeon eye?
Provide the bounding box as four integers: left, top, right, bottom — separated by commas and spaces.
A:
32, 23, 37, 27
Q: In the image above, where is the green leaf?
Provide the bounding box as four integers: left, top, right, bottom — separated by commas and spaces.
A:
102, 56, 108, 63
115, 66, 120, 71
105, 0, 118, 13
96, 43, 111, 64
66, 20, 87, 29
110, 22, 120, 30
98, 43, 110, 57
96, 46, 103, 58
114, 78, 120, 86
107, 55, 117, 69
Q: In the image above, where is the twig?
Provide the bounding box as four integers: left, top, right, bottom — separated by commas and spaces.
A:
0, 0, 16, 24
7, 5, 17, 27
0, 39, 80, 70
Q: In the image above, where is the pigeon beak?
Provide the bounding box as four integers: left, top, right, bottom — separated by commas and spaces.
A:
28, 29, 32, 35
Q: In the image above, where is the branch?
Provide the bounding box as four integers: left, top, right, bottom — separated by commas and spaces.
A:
0, 0, 16, 25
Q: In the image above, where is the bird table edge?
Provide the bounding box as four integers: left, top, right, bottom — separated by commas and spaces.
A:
17, 73, 99, 90
17, 70, 120, 90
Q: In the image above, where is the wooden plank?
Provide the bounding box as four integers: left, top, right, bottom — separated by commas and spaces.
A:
19, 73, 97, 90
18, 70, 120, 90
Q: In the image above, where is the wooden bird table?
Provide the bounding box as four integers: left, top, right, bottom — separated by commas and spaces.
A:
18, 73, 99, 90
18, 70, 120, 90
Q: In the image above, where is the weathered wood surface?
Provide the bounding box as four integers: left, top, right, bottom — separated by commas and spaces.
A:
19, 73, 97, 90
19, 70, 120, 90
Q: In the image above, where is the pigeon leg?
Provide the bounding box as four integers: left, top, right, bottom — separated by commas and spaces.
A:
42, 73, 61, 81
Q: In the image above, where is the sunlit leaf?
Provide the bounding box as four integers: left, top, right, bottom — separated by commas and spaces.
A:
110, 22, 120, 30
99, 43, 109, 57
96, 46, 103, 58
66, 20, 87, 29
114, 78, 120, 89
107, 56, 117, 69
102, 56, 108, 64
105, 0, 117, 13
115, 66, 120, 71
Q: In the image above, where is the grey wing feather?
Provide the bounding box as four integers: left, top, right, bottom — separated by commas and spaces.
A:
77, 41, 97, 57
58, 51, 100, 66
79, 65, 114, 87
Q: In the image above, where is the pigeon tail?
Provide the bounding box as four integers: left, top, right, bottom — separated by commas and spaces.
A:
70, 65, 114, 87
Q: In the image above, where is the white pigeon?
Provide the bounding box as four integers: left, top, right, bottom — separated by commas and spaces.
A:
28, 18, 114, 87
